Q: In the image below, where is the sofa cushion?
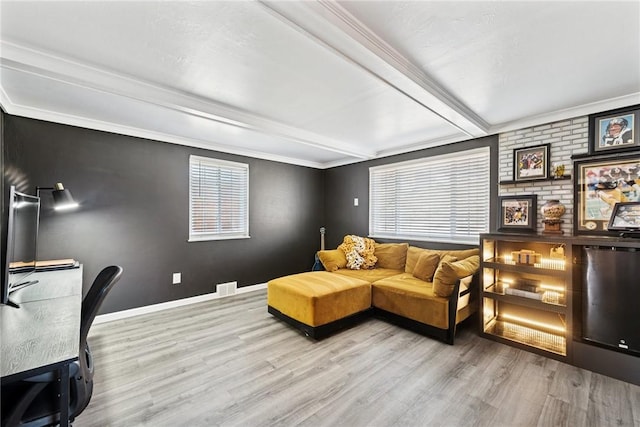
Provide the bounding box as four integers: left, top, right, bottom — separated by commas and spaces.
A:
333, 267, 403, 283
412, 252, 440, 281
405, 246, 479, 274
374, 242, 409, 270
372, 274, 449, 329
317, 249, 347, 272
433, 255, 480, 297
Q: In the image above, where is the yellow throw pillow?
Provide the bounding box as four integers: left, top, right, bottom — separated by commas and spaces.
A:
317, 249, 347, 272
375, 243, 409, 270
433, 255, 480, 297
406, 247, 479, 273
405, 246, 430, 273
412, 252, 441, 282
440, 248, 480, 261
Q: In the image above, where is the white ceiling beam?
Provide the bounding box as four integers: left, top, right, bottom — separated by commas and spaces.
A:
260, 0, 490, 140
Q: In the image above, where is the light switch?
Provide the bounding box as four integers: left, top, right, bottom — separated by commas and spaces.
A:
354, 198, 359, 206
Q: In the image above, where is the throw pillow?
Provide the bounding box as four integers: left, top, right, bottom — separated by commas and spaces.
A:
412, 252, 440, 282
433, 255, 480, 297
405, 247, 479, 274
317, 249, 347, 272
374, 243, 409, 270
439, 248, 480, 261
405, 246, 433, 273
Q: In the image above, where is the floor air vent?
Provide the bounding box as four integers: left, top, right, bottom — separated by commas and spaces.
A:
217, 282, 237, 297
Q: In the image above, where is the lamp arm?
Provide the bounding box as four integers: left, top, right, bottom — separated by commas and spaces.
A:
35, 187, 54, 198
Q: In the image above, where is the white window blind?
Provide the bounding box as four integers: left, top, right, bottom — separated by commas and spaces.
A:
369, 147, 490, 244
189, 155, 249, 241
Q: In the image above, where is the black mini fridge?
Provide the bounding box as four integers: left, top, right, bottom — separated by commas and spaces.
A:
582, 246, 640, 356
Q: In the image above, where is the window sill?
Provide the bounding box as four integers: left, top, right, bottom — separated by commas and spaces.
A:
188, 235, 251, 242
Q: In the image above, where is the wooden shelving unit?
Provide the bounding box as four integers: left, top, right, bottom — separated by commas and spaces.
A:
480, 233, 573, 360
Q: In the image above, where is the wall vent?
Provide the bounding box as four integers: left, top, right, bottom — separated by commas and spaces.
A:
217, 281, 237, 297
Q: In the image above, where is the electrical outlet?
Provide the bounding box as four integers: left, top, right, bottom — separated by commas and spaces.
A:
354, 198, 359, 206
172, 272, 181, 285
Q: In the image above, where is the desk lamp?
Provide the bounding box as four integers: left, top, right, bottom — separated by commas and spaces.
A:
36, 182, 79, 210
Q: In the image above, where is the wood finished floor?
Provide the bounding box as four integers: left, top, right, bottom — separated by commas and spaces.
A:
77, 290, 640, 427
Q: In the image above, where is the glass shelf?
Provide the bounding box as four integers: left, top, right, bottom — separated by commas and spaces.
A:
490, 256, 566, 271
484, 319, 566, 356
483, 258, 567, 277
484, 283, 566, 309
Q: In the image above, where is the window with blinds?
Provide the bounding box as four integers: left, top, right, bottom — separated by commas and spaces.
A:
369, 147, 490, 244
189, 155, 249, 241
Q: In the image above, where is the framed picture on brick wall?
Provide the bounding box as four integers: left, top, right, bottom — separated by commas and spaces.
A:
589, 105, 640, 154
497, 195, 537, 232
574, 154, 640, 235
513, 144, 550, 181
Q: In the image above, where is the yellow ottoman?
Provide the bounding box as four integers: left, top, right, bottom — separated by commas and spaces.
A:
267, 271, 372, 339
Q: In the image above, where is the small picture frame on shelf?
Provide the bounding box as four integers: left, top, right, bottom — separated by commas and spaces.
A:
513, 144, 550, 181
574, 154, 640, 235
497, 194, 537, 232
589, 105, 640, 154
607, 202, 640, 232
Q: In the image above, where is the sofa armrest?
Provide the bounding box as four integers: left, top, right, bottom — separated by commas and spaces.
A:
447, 272, 479, 333
457, 272, 478, 299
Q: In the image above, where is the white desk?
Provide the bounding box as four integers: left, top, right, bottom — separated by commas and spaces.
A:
1, 267, 83, 427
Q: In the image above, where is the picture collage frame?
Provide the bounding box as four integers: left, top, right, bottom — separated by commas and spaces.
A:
574, 153, 640, 235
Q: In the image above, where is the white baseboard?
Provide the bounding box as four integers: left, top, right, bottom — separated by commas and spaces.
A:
94, 282, 267, 325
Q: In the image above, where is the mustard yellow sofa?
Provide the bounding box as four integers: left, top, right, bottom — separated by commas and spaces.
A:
267, 241, 479, 343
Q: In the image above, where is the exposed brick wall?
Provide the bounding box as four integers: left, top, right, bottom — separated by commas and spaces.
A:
499, 116, 589, 234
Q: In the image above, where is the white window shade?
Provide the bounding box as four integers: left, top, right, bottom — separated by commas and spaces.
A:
369, 147, 490, 244
189, 155, 249, 241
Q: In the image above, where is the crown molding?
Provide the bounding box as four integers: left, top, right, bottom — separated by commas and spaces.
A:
0, 41, 374, 162
0, 91, 327, 169
16, 104, 328, 169
490, 93, 640, 135
374, 133, 474, 159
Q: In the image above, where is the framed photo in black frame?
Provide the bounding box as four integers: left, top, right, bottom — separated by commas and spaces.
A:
497, 194, 537, 232
574, 154, 640, 235
607, 202, 640, 232
589, 105, 640, 154
513, 144, 550, 181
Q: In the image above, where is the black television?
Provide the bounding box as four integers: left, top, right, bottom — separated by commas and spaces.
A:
2, 186, 40, 307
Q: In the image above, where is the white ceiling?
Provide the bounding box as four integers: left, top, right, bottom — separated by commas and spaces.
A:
1, 1, 639, 169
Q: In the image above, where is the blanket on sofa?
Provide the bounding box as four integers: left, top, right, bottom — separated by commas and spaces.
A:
338, 235, 377, 270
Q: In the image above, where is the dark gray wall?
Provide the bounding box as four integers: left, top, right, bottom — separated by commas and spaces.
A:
323, 135, 499, 249
2, 113, 324, 314
2, 110, 498, 314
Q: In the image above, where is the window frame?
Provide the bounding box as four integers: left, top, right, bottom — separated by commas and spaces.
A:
188, 155, 250, 242
369, 147, 490, 245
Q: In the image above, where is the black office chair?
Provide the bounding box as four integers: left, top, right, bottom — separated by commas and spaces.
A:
1, 265, 123, 427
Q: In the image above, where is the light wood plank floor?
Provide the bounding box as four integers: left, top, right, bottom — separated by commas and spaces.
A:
77, 290, 640, 427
